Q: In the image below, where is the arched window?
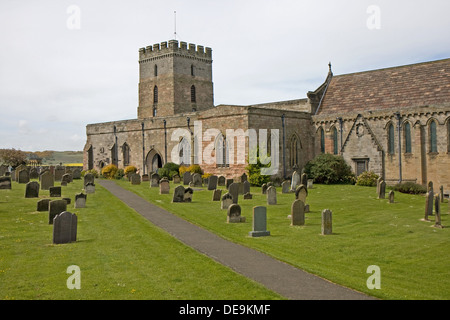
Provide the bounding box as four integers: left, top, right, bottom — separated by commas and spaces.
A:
215, 134, 229, 168
404, 122, 412, 153
289, 135, 299, 168
332, 127, 338, 155
154, 64, 158, 77
191, 85, 196, 103
388, 123, 395, 154
320, 128, 325, 153
153, 86, 158, 104
122, 143, 130, 167
429, 120, 437, 153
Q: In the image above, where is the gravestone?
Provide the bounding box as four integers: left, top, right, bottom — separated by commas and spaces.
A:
249, 206, 270, 237
72, 168, 82, 180
142, 174, 149, 182
227, 204, 245, 223
150, 173, 160, 187
48, 200, 67, 224
229, 183, 240, 204
434, 194, 440, 216
307, 179, 314, 189
301, 173, 308, 188
0, 164, 8, 176
84, 173, 94, 187
159, 178, 170, 194
226, 179, 233, 189
243, 181, 250, 195
440, 186, 444, 203
295, 185, 308, 203
221, 193, 233, 210
15, 165, 27, 181
49, 186, 61, 197
388, 190, 395, 203
61, 173, 72, 184
18, 170, 30, 184
173, 185, 185, 203
267, 186, 277, 205
376, 177, 383, 196
212, 189, 222, 201
63, 198, 71, 205
208, 175, 218, 190
29, 168, 39, 180
53, 211, 77, 244
172, 174, 180, 184
54, 167, 65, 181
290, 171, 300, 191
183, 172, 192, 185
61, 181, 67, 187
37, 198, 51, 212
192, 173, 202, 187
377, 180, 386, 199
0, 176, 12, 189
184, 187, 193, 202
321, 209, 332, 235
40, 171, 54, 190
218, 176, 226, 186
85, 182, 95, 194
433, 195, 442, 228
427, 181, 433, 192
261, 184, 268, 194
291, 199, 305, 226
74, 193, 87, 208
424, 190, 434, 221
25, 181, 40, 198
240, 173, 247, 182
130, 173, 141, 185
281, 181, 290, 194
243, 192, 252, 200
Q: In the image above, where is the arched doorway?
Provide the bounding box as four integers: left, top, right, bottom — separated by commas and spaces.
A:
146, 149, 163, 174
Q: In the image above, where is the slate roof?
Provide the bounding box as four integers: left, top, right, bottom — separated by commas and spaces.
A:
315, 58, 450, 115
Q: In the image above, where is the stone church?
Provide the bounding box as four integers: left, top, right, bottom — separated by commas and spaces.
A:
84, 39, 450, 191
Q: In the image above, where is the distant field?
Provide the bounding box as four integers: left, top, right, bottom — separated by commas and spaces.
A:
35, 151, 83, 166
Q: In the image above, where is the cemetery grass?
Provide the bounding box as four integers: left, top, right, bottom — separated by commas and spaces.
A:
117, 180, 450, 300
0, 180, 284, 300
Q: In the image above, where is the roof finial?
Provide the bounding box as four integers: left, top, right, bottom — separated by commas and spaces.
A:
328, 61, 332, 73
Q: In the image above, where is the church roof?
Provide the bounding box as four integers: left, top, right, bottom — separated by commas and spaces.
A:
315, 58, 450, 115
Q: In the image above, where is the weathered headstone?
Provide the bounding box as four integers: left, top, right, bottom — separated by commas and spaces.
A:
150, 173, 160, 187
159, 178, 170, 194
240, 173, 248, 182
192, 173, 202, 187
72, 168, 82, 180
229, 183, 240, 204
243, 181, 250, 195
221, 193, 233, 209
183, 172, 192, 185
218, 176, 226, 186
212, 189, 222, 201
49, 186, 61, 197
243, 192, 252, 200
226, 179, 233, 189
0, 176, 12, 189
377, 180, 386, 199
427, 181, 434, 193
15, 164, 27, 182
61, 173, 72, 185
84, 173, 94, 187
261, 183, 267, 194
184, 187, 193, 202
321, 209, 332, 235
388, 190, 395, 203
208, 175, 218, 190
173, 185, 185, 203
0, 164, 8, 176
249, 206, 270, 237
142, 174, 149, 182
295, 184, 308, 203
227, 204, 245, 223
300, 173, 308, 188
54, 166, 65, 181
40, 171, 54, 190
74, 193, 87, 208
291, 199, 305, 226
281, 181, 290, 194
63, 197, 71, 205
85, 182, 95, 194
53, 211, 77, 244
291, 171, 300, 191
424, 190, 434, 221
376, 177, 383, 196
267, 186, 277, 205
440, 186, 444, 203
130, 173, 141, 185
25, 181, 40, 198
18, 170, 30, 184
29, 168, 39, 180
48, 200, 67, 224
307, 179, 314, 189
433, 194, 443, 228
172, 174, 180, 184
37, 198, 51, 211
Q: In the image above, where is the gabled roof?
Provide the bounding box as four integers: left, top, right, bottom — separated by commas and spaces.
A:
315, 58, 450, 115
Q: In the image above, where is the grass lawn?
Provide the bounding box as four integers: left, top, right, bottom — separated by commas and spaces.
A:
116, 179, 450, 300
0, 179, 284, 300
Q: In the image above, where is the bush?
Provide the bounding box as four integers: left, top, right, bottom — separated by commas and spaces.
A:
356, 171, 379, 187
157, 162, 181, 180
101, 164, 118, 179
124, 165, 137, 177
114, 168, 125, 180
392, 182, 427, 194
178, 164, 202, 176
81, 169, 99, 178
245, 147, 271, 187
304, 153, 355, 184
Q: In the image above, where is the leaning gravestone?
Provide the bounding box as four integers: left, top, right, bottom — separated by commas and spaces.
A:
150, 173, 160, 187
74, 193, 87, 208
321, 209, 332, 235
229, 183, 240, 204
172, 185, 185, 203
261, 183, 267, 194
267, 186, 277, 205
388, 190, 395, 203
37, 198, 51, 212
221, 193, 233, 210
377, 180, 386, 199
423, 190, 434, 221
53, 211, 77, 244
433, 195, 442, 228
295, 184, 308, 203
249, 206, 270, 237
25, 181, 40, 198
0, 176, 12, 189
376, 177, 383, 196
208, 175, 218, 190
159, 178, 170, 194
184, 187, 193, 202
40, 171, 54, 190
291, 199, 305, 226
291, 171, 300, 191
48, 200, 67, 224
227, 204, 245, 223
212, 189, 222, 201
49, 186, 61, 197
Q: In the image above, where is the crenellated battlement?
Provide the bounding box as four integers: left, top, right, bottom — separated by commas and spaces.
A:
139, 40, 212, 62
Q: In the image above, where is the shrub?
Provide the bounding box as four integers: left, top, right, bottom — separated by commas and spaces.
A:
114, 168, 125, 180
304, 153, 355, 184
81, 169, 99, 178
202, 173, 212, 179
245, 147, 271, 187
356, 171, 379, 187
101, 164, 118, 179
124, 165, 137, 177
392, 182, 427, 194
157, 162, 182, 180
178, 164, 202, 176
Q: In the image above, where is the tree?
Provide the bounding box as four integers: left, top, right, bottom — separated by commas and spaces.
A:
0, 148, 27, 168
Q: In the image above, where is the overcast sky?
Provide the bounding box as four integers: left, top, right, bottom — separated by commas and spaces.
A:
1, 0, 449, 151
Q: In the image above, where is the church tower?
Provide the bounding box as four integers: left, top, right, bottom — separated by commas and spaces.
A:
137, 40, 214, 119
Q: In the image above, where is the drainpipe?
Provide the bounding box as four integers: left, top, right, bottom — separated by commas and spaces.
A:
163, 119, 167, 165
395, 112, 402, 183
113, 125, 118, 166
187, 117, 193, 165
281, 114, 286, 180
141, 122, 145, 175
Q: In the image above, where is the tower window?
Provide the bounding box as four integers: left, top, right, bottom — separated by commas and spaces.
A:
191, 65, 195, 76
191, 85, 196, 103
153, 85, 158, 104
